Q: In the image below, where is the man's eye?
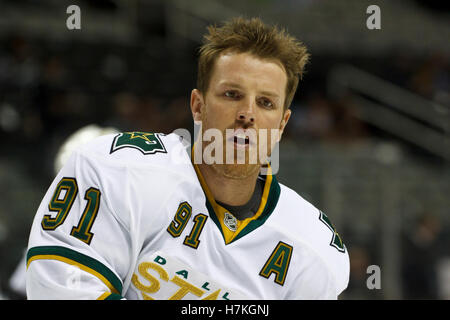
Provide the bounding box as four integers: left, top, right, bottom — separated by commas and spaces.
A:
224, 91, 239, 99
259, 98, 274, 109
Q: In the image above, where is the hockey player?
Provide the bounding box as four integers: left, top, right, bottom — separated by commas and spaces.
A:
26, 17, 349, 300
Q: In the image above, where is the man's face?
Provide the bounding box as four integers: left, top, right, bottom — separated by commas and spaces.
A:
191, 51, 291, 179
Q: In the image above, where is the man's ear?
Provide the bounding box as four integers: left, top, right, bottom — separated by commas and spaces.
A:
278, 108, 291, 141
190, 89, 204, 124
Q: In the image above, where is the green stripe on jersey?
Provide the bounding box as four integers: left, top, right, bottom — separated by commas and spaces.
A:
27, 245, 123, 295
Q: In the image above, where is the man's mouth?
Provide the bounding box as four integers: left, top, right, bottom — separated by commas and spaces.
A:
234, 134, 249, 146
227, 129, 257, 149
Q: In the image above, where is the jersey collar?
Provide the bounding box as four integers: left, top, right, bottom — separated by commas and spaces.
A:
193, 162, 281, 245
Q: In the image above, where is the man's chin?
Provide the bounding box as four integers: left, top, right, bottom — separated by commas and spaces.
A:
211, 163, 261, 180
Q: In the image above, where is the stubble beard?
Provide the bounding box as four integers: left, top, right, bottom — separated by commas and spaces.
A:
212, 159, 261, 180
200, 111, 264, 181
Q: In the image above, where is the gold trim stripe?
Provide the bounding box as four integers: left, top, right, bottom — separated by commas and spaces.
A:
27, 254, 119, 294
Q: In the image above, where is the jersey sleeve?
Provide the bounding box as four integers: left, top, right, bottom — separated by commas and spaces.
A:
289, 252, 339, 300
26, 147, 131, 300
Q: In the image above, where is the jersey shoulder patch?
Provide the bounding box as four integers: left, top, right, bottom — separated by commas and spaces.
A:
110, 132, 167, 155
77, 131, 191, 170
317, 210, 346, 253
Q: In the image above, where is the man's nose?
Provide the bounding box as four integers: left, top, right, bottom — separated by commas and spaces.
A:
236, 100, 256, 126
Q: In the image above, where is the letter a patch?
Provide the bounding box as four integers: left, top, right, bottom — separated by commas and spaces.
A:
259, 241, 293, 286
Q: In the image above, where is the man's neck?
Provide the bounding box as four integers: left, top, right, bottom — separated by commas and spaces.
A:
197, 163, 260, 206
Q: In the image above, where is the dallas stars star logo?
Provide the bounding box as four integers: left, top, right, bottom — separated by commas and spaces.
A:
127, 132, 157, 144
110, 131, 167, 155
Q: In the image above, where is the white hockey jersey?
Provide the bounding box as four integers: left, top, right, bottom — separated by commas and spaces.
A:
26, 131, 349, 300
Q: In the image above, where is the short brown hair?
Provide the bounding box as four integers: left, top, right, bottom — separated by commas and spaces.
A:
197, 17, 310, 110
